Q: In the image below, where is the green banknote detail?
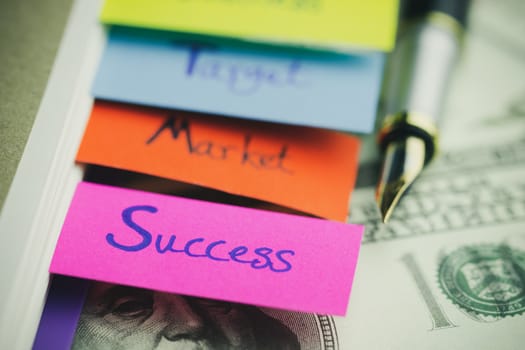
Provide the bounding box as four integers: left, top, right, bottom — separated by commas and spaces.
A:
438, 244, 525, 317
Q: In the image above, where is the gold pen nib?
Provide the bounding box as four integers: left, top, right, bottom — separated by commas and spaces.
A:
376, 136, 427, 223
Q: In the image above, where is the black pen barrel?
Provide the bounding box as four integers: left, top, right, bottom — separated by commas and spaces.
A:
402, 0, 470, 26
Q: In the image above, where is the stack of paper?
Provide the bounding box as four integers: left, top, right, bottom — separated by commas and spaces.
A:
34, 0, 400, 348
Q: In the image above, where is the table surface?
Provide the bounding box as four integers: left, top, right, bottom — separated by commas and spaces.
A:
0, 0, 73, 210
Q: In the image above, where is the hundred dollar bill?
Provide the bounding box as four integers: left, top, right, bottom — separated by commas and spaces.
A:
69, 144, 525, 349
338, 1, 525, 348
69, 144, 525, 350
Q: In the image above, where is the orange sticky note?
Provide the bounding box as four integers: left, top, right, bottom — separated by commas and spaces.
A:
76, 101, 360, 221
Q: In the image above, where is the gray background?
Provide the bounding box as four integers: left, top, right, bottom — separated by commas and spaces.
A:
0, 0, 72, 210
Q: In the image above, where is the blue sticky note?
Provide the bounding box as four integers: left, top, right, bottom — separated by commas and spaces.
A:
93, 28, 384, 133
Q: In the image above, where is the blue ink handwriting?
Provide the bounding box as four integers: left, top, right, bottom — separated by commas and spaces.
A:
106, 205, 295, 273
183, 43, 307, 95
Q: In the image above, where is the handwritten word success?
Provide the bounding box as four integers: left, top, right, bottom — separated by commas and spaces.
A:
107, 205, 295, 273
76, 101, 361, 221
100, 0, 399, 51
92, 29, 384, 133
50, 182, 365, 315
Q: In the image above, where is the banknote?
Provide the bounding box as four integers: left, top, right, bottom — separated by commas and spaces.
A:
69, 145, 525, 349
36, 0, 525, 349
340, 1, 525, 348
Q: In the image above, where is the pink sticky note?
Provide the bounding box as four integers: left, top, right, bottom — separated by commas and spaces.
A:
50, 182, 364, 316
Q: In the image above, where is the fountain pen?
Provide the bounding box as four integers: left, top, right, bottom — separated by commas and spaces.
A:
376, 0, 470, 223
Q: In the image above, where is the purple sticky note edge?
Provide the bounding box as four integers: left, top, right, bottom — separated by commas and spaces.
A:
32, 275, 89, 350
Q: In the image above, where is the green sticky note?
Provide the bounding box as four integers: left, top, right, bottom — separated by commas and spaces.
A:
100, 0, 399, 52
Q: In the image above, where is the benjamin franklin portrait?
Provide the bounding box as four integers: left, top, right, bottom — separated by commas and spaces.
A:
72, 282, 339, 350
